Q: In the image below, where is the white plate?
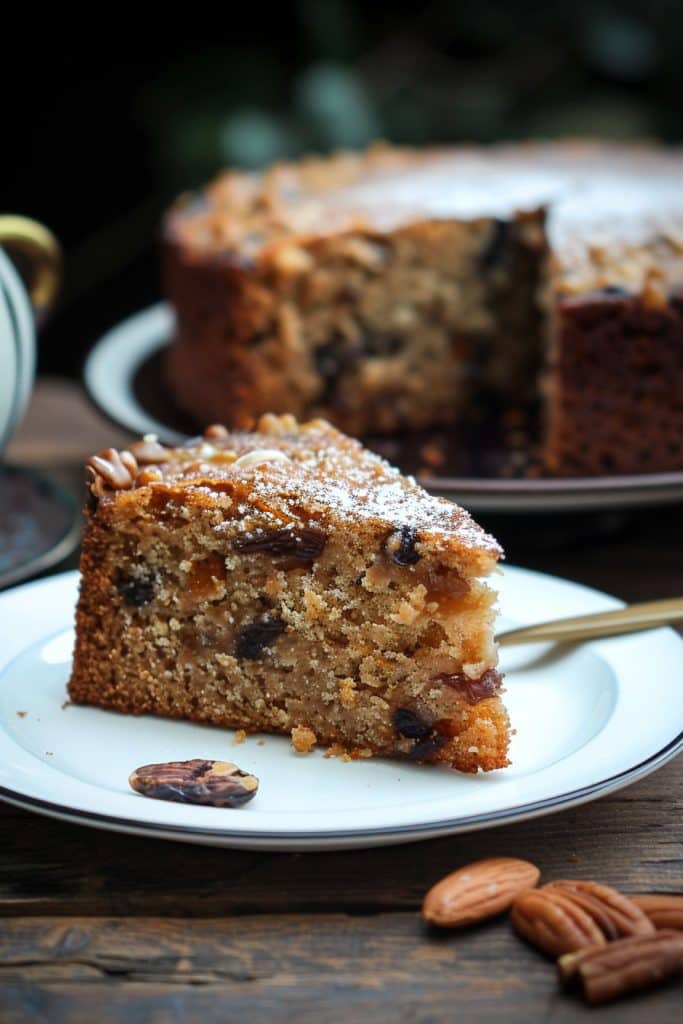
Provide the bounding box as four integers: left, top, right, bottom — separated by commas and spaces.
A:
1, 568, 682, 849
83, 304, 683, 513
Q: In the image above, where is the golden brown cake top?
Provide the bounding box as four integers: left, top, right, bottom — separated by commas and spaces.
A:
85, 415, 501, 566
166, 141, 683, 294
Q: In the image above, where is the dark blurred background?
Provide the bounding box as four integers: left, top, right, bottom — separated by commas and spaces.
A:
4, 0, 683, 377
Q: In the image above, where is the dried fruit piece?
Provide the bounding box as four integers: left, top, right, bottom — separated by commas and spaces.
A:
116, 570, 157, 608
314, 339, 353, 401
235, 616, 286, 659
393, 708, 432, 740
558, 931, 683, 1006
511, 888, 606, 957
234, 527, 327, 559
392, 708, 446, 761
438, 669, 502, 705
596, 284, 630, 297
360, 331, 403, 358
632, 895, 683, 931
422, 857, 540, 928
544, 880, 655, 940
129, 759, 258, 807
385, 526, 421, 566
480, 218, 511, 271
409, 734, 447, 762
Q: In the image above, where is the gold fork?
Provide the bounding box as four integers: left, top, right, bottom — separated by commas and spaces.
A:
497, 597, 683, 647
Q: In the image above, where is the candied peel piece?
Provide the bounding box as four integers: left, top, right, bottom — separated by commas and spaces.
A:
233, 526, 327, 558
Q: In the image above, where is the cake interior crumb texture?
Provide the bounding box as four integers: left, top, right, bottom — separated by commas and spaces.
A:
69, 416, 510, 773
164, 142, 683, 475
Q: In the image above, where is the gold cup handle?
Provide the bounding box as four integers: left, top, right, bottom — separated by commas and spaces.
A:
0, 215, 61, 319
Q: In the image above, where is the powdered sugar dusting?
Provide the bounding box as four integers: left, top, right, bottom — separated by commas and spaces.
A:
121, 420, 500, 556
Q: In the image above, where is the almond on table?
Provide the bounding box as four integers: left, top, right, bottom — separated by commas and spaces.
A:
422, 857, 540, 927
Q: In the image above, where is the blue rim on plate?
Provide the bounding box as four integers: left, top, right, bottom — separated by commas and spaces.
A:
1, 730, 681, 846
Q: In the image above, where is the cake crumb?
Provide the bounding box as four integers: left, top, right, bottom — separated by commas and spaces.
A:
16, 711, 27, 718
232, 729, 247, 745
61, 700, 71, 711
324, 743, 351, 762
391, 584, 428, 625
323, 743, 371, 761
263, 576, 281, 599
291, 724, 317, 753
257, 739, 266, 746
567, 853, 582, 864
338, 677, 357, 707
304, 588, 326, 621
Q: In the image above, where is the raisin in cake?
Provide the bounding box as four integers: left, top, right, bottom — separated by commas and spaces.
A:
69, 415, 508, 772
164, 141, 683, 475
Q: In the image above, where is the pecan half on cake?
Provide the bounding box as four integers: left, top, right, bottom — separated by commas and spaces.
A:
164, 141, 683, 475
68, 415, 509, 772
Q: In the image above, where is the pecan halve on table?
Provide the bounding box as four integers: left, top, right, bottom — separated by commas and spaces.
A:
511, 888, 606, 957
542, 880, 654, 940
558, 930, 683, 1005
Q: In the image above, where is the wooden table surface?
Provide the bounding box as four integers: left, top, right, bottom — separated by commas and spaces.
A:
1, 380, 682, 1023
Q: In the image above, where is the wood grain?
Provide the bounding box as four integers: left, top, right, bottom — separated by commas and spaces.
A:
1, 757, 681, 919
1, 914, 681, 1023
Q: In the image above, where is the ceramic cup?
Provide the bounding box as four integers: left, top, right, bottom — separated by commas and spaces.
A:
0, 216, 61, 451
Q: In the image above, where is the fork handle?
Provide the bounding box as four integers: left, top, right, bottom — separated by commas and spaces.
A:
496, 597, 683, 647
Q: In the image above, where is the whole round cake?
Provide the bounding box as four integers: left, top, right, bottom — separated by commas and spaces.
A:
163, 141, 683, 476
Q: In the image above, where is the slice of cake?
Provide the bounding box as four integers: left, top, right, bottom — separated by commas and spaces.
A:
163, 141, 683, 475
69, 415, 509, 772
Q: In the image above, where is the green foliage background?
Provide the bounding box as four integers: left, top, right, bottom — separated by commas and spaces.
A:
137, 0, 683, 188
